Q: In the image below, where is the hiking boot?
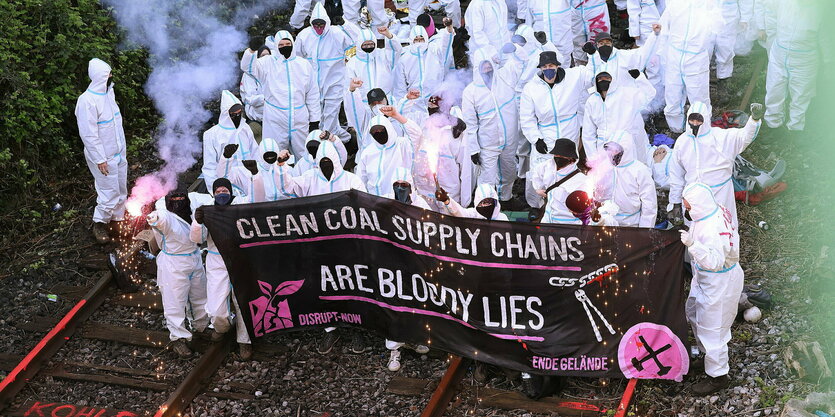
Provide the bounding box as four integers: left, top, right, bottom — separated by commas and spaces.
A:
92, 222, 111, 243
348, 333, 367, 354
213, 317, 231, 334
691, 375, 729, 396
171, 339, 193, 358
403, 343, 429, 354
387, 349, 402, 372
317, 330, 340, 355
239, 343, 254, 361
688, 357, 705, 375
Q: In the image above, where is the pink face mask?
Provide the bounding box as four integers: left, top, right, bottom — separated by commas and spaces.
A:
314, 25, 325, 35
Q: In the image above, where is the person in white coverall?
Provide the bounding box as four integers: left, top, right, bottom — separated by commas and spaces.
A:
530, 139, 588, 224
436, 183, 510, 221
294, 129, 349, 175
410, 0, 462, 27
525, 0, 573, 60
582, 70, 655, 164
570, 0, 611, 62
394, 21, 455, 105
520, 51, 590, 207
256, 30, 322, 159
191, 178, 253, 360
409, 111, 473, 209
583, 29, 660, 84
667, 101, 764, 230
296, 4, 354, 143
240, 46, 271, 122
763, 0, 820, 131
464, 0, 509, 52
463, 47, 521, 204
627, 0, 661, 46
147, 190, 209, 358
356, 113, 418, 197
603, 138, 657, 227
201, 91, 258, 196
658, 0, 720, 132
75, 58, 128, 243
680, 182, 745, 395
712, 0, 741, 80
277, 140, 368, 198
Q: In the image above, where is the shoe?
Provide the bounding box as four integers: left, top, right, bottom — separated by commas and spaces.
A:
92, 222, 111, 243
213, 317, 231, 334
691, 374, 729, 396
748, 182, 787, 205
349, 333, 367, 354
171, 339, 193, 358
317, 330, 340, 355
387, 349, 402, 372
239, 343, 253, 361
403, 343, 429, 354
210, 329, 226, 342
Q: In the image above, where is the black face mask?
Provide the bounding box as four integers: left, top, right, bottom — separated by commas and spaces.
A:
554, 67, 566, 84
428, 106, 440, 115
393, 184, 412, 203
107, 76, 114, 90
278, 45, 293, 59
165, 194, 192, 224
263, 151, 278, 164
214, 192, 233, 206
596, 79, 611, 94
371, 128, 388, 145
361, 45, 375, 53
555, 156, 574, 170
476, 198, 497, 219
598, 45, 613, 61
320, 157, 335, 180
452, 119, 466, 139
306, 140, 320, 157
684, 210, 693, 221
610, 151, 623, 166
688, 122, 701, 136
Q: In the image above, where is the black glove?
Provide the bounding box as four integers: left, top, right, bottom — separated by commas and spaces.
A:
309, 121, 320, 131
628, 69, 641, 79
277, 152, 290, 164
668, 203, 684, 226
242, 159, 258, 175
582, 41, 597, 55
535, 138, 548, 154
194, 206, 205, 224
435, 187, 449, 204
223, 143, 239, 159
471, 153, 481, 165
750, 103, 764, 121
534, 31, 547, 45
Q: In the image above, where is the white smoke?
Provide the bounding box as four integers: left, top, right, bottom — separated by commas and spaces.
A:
102, 0, 287, 213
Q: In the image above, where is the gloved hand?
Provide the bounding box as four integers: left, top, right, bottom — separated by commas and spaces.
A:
628, 69, 641, 79
243, 159, 258, 175
435, 187, 449, 204
668, 203, 684, 226
277, 149, 290, 164
319, 130, 332, 141
679, 230, 694, 247
471, 153, 481, 165
194, 206, 205, 224
750, 103, 764, 121
535, 138, 548, 154
534, 31, 547, 45
223, 143, 239, 159
309, 121, 320, 131
582, 41, 597, 55
147, 212, 159, 225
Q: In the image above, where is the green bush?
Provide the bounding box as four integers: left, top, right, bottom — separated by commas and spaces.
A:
0, 0, 158, 202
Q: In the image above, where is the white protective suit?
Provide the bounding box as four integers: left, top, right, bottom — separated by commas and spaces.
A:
570, 0, 611, 61
444, 184, 509, 221
526, 0, 573, 60
464, 0, 509, 52
256, 30, 322, 159
530, 159, 587, 223
148, 207, 208, 341
763, 0, 820, 131
411, 115, 474, 208
279, 141, 368, 197
201, 91, 258, 194
289, 0, 323, 29
218, 137, 299, 203
627, 0, 661, 46
189, 197, 251, 345
356, 115, 418, 196
394, 26, 455, 104
668, 101, 761, 229
240, 49, 265, 121
293, 130, 349, 175
296, 4, 354, 143
582, 71, 655, 163
519, 68, 590, 206
606, 136, 657, 227
713, 0, 741, 79
410, 0, 462, 27
462, 48, 521, 202
584, 31, 660, 82
658, 0, 721, 132
682, 182, 744, 378
75, 58, 128, 224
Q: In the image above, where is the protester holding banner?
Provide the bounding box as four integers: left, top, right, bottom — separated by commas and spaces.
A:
436, 183, 509, 221
530, 139, 587, 224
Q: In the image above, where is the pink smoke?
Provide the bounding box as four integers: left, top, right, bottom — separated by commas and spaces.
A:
125, 171, 177, 217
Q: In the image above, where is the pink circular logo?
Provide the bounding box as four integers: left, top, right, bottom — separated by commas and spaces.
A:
617, 322, 689, 381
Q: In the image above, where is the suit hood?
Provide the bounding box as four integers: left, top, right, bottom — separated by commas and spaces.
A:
609, 130, 636, 166
311, 3, 332, 36
471, 47, 497, 88
218, 90, 243, 128
257, 137, 280, 167
367, 115, 398, 148
274, 30, 296, 60
683, 182, 719, 221
686, 101, 713, 137
591, 69, 619, 95
514, 25, 541, 55
87, 58, 112, 94
315, 140, 344, 180
355, 28, 377, 60
474, 183, 501, 219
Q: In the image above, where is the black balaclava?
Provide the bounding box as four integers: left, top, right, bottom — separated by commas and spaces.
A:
393, 182, 412, 204
688, 113, 705, 136
452, 118, 466, 139
476, 198, 497, 219
598, 45, 613, 61
320, 157, 335, 180
371, 125, 388, 145
165, 188, 192, 224
212, 178, 234, 206
263, 151, 278, 165
361, 42, 376, 53
307, 140, 321, 157
229, 103, 243, 128
595, 72, 611, 95
428, 95, 441, 115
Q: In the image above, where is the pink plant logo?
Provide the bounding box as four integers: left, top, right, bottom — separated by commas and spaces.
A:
249, 279, 305, 337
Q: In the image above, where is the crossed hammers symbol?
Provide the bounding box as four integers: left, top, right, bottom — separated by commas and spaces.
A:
630, 335, 672, 376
